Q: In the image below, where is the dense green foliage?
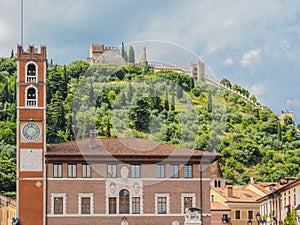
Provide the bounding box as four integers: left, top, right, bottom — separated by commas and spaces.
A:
0, 55, 300, 195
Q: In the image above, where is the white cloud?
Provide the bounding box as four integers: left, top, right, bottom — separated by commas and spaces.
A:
222, 19, 234, 28
223, 57, 234, 65
250, 83, 265, 97
241, 48, 262, 65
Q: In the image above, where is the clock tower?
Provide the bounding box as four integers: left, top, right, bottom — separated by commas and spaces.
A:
16, 45, 47, 225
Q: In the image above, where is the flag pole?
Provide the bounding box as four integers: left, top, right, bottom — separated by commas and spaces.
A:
21, 0, 24, 46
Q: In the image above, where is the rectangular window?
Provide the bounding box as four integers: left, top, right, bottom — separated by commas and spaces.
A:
53, 164, 62, 178
156, 164, 165, 178
132, 197, 140, 214
170, 164, 179, 178
81, 197, 90, 214
131, 165, 140, 178
54, 197, 63, 214
82, 164, 91, 178
107, 164, 117, 178
109, 197, 117, 214
235, 210, 241, 219
184, 197, 193, 211
248, 210, 253, 220
184, 164, 193, 178
157, 197, 167, 214
68, 164, 77, 178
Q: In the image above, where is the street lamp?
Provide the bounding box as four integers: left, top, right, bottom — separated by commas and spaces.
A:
247, 219, 253, 225
256, 212, 261, 225
296, 205, 300, 225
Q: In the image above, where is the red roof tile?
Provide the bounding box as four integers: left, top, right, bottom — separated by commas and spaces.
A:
213, 185, 261, 203
210, 202, 230, 211
46, 138, 221, 160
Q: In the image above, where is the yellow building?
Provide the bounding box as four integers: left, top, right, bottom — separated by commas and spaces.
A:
0, 194, 16, 225
211, 185, 260, 225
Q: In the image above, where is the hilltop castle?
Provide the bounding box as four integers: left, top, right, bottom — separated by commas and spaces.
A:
87, 43, 206, 80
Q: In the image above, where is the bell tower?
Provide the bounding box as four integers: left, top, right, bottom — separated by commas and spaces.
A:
16, 45, 47, 225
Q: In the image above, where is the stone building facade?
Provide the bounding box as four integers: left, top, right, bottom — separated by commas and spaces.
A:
45, 138, 220, 225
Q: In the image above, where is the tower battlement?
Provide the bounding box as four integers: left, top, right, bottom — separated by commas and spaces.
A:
17, 45, 47, 59
88, 43, 124, 65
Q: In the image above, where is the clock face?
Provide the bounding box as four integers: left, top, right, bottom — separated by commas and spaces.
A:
22, 123, 41, 141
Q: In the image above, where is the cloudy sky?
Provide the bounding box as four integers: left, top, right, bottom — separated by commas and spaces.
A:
1, 0, 300, 123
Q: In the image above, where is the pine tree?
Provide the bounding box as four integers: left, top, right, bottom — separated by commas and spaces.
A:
128, 46, 135, 63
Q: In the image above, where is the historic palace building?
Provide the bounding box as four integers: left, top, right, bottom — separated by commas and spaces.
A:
16, 45, 221, 225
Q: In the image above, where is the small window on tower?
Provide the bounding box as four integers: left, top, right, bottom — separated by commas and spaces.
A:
26, 63, 37, 83
26, 87, 37, 107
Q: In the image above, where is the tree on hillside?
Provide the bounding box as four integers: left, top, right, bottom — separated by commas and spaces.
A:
128, 46, 135, 63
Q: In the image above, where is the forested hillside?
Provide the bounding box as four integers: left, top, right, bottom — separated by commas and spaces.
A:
0, 55, 299, 196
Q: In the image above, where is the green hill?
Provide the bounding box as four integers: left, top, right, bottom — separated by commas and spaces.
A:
0, 57, 299, 195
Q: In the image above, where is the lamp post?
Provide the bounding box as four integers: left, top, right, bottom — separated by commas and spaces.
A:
256, 212, 261, 225
296, 205, 300, 225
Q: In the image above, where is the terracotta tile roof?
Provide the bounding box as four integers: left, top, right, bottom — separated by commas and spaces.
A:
210, 202, 230, 211
250, 182, 282, 194
213, 185, 261, 203
46, 138, 221, 159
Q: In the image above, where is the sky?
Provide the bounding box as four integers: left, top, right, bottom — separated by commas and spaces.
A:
1, 0, 300, 123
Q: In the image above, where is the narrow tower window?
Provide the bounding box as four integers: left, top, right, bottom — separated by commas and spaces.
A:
26, 63, 37, 83
26, 87, 37, 107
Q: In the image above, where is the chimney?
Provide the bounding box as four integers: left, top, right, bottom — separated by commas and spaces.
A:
90, 130, 97, 149
250, 177, 256, 184
227, 185, 233, 198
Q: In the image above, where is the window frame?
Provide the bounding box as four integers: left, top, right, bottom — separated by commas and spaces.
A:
131, 164, 140, 178
132, 197, 140, 214
82, 164, 91, 178
109, 197, 117, 214
67, 164, 77, 178
107, 164, 117, 178
156, 164, 165, 178
235, 210, 241, 219
25, 85, 38, 107
51, 193, 66, 215
78, 193, 94, 215
119, 189, 130, 214
248, 210, 253, 220
184, 164, 193, 178
155, 193, 170, 214
181, 193, 196, 214
170, 164, 179, 178
25, 61, 38, 83
53, 164, 62, 178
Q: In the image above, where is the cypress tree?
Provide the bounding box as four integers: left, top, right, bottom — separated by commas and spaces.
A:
121, 42, 126, 59
165, 84, 169, 111
278, 122, 282, 141
128, 46, 135, 63
171, 84, 175, 111
207, 90, 212, 112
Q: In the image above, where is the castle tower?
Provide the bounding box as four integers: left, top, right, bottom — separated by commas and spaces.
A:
16, 45, 47, 225
190, 61, 205, 80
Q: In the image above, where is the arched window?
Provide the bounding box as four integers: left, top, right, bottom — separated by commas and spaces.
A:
26, 62, 37, 83
26, 86, 37, 107
119, 189, 130, 214
214, 180, 218, 188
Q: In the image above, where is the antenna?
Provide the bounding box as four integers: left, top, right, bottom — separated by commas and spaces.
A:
21, 0, 24, 46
